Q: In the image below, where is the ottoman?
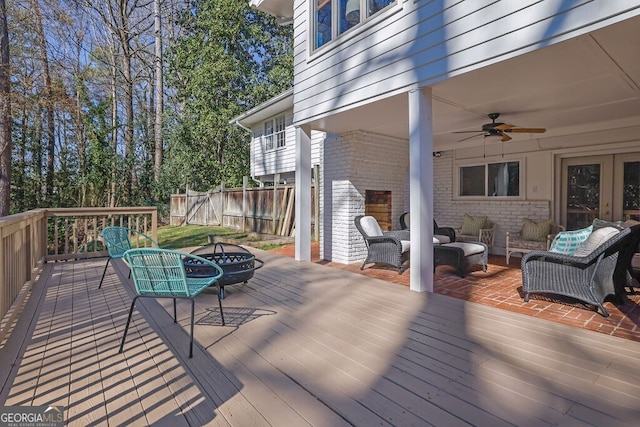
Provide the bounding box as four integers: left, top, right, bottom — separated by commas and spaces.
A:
434, 241, 488, 277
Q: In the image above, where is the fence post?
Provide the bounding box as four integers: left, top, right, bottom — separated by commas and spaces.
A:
242, 176, 248, 232
272, 173, 280, 234
185, 184, 190, 226
220, 182, 225, 228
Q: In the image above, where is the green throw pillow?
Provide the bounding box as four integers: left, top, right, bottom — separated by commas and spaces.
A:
521, 218, 553, 242
549, 226, 593, 255
460, 213, 487, 236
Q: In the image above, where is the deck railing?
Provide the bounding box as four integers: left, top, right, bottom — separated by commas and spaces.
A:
0, 207, 157, 343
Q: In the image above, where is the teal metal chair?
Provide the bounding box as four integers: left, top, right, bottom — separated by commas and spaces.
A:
120, 248, 225, 358
99, 226, 158, 288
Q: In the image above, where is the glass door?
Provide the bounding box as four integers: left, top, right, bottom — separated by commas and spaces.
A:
561, 156, 613, 230
613, 153, 640, 221
562, 153, 640, 230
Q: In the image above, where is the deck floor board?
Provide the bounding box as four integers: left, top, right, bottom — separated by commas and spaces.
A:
2, 250, 640, 426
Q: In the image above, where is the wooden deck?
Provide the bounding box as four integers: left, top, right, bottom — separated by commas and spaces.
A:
2, 250, 640, 426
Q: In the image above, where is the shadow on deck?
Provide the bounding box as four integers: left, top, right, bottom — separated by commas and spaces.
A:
269, 242, 640, 343
1, 250, 640, 426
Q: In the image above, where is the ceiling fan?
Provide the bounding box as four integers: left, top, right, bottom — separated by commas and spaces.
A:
454, 112, 546, 142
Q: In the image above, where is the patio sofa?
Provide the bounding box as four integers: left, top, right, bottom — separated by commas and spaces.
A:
522, 225, 632, 317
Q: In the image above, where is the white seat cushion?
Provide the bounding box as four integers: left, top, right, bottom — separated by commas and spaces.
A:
443, 242, 485, 256
360, 216, 384, 237
401, 240, 410, 253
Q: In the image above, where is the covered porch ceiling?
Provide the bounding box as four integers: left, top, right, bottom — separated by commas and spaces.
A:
306, 14, 640, 152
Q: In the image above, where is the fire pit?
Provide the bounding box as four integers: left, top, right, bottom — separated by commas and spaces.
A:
184, 243, 263, 299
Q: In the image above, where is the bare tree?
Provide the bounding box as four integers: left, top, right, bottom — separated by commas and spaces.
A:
31, 0, 56, 200
0, 0, 10, 216
82, 0, 154, 204
153, 0, 163, 185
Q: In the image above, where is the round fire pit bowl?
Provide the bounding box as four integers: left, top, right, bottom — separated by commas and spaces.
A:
184, 243, 263, 299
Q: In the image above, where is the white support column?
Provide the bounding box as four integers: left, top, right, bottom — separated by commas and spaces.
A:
295, 126, 312, 261
408, 87, 434, 292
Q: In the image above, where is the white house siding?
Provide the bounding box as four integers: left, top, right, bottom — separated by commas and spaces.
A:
250, 109, 324, 179
292, 0, 640, 124
320, 131, 409, 263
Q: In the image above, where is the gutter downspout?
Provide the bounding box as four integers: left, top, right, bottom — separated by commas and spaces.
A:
233, 120, 263, 187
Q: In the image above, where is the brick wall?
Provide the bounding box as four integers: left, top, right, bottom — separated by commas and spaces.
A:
320, 131, 409, 263
432, 151, 551, 255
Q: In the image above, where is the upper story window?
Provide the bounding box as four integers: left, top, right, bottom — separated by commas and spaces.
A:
314, 0, 395, 49
264, 115, 286, 151
458, 161, 521, 197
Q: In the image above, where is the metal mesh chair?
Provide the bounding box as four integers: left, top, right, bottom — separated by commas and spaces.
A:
120, 248, 225, 358
99, 226, 158, 288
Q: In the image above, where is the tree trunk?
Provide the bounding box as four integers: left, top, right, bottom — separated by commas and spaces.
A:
0, 0, 10, 216
75, 41, 86, 207
32, 0, 56, 200
110, 49, 118, 208
153, 0, 163, 186
122, 48, 134, 202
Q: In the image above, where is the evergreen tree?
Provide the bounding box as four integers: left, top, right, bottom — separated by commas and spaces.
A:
163, 0, 293, 195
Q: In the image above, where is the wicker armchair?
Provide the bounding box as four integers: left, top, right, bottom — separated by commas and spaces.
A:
355, 215, 410, 274
522, 227, 631, 317
613, 222, 640, 295
398, 212, 455, 244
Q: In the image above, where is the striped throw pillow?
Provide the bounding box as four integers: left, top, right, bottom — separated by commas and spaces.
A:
460, 213, 487, 236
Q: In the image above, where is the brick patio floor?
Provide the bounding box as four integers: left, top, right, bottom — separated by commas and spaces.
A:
269, 242, 640, 342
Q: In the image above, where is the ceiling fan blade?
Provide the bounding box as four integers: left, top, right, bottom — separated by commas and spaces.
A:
456, 133, 485, 142
501, 132, 512, 142
494, 124, 515, 131
503, 127, 546, 133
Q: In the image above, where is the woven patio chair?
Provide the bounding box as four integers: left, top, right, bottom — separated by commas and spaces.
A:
355, 215, 410, 274
120, 248, 225, 358
399, 212, 455, 244
612, 222, 640, 296
454, 214, 495, 248
522, 226, 631, 317
99, 226, 158, 288
506, 219, 565, 264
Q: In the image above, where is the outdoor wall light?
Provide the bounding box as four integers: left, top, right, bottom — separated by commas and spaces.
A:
433, 152, 442, 157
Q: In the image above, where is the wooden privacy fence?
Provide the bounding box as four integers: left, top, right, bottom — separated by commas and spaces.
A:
170, 182, 318, 237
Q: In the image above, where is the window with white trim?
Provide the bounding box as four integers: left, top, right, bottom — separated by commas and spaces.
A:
263, 115, 286, 151
458, 161, 521, 197
313, 0, 396, 49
